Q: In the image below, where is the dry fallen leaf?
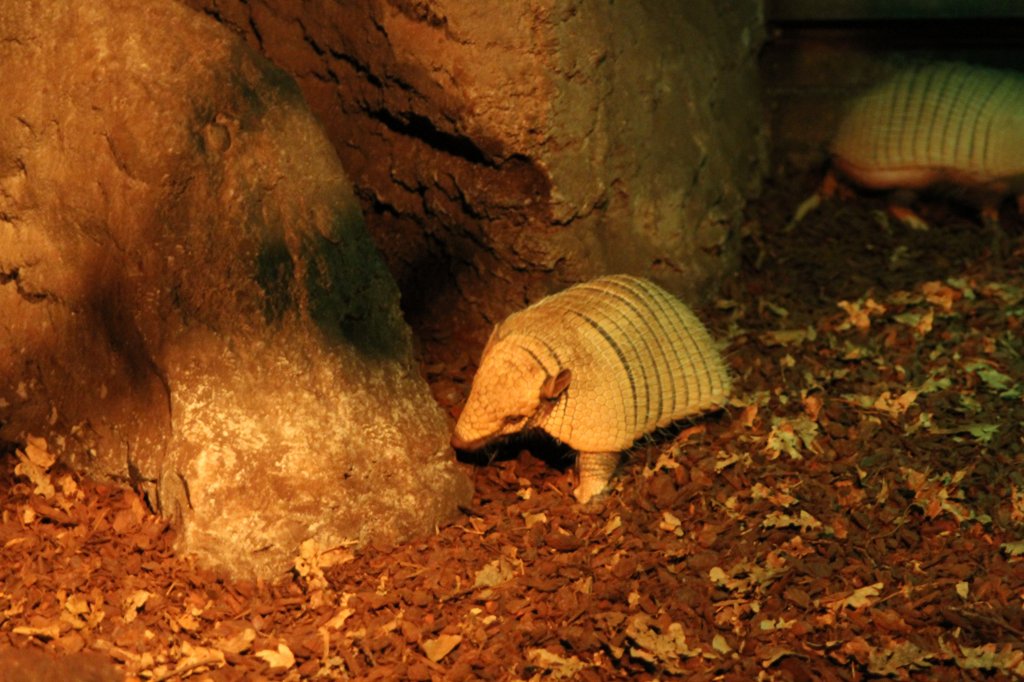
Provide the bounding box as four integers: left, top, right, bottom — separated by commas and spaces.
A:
214, 627, 256, 655
421, 633, 462, 663
527, 648, 589, 678
765, 416, 821, 460
921, 280, 957, 311
625, 613, 705, 673
122, 590, 151, 624
837, 297, 886, 331
56, 474, 81, 500
802, 392, 823, 420
474, 557, 518, 589
22, 435, 56, 468
873, 389, 918, 417
643, 451, 681, 478
255, 643, 295, 669
659, 511, 682, 536
326, 606, 355, 630
736, 403, 759, 429
914, 306, 935, 334
12, 624, 61, 640
821, 582, 883, 612
957, 643, 1024, 675
751, 482, 796, 508
62, 593, 105, 630
175, 641, 226, 674
761, 510, 821, 532
14, 435, 56, 498
523, 511, 548, 527
176, 611, 201, 633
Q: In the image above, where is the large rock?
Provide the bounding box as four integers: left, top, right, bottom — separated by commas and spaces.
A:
0, 0, 472, 579
184, 0, 767, 354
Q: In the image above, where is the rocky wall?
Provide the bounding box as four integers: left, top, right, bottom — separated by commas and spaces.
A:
185, 0, 767, 357
0, 0, 472, 579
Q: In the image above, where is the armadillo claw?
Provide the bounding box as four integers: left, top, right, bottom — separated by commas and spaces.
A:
574, 451, 620, 504
888, 205, 930, 231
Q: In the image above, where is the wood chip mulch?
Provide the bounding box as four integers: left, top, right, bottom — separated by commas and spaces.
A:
1, 170, 1023, 680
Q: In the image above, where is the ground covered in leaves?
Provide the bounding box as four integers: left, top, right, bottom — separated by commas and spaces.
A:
1, 171, 1023, 680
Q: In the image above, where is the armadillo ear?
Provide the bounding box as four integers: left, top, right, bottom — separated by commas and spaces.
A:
541, 369, 572, 400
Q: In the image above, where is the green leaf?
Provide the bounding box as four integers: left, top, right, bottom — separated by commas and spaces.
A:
762, 300, 790, 318
945, 277, 975, 299
893, 310, 926, 327
964, 423, 999, 444
1000, 540, 1024, 556
964, 361, 1020, 398
956, 643, 1024, 673
918, 372, 952, 394
760, 327, 816, 346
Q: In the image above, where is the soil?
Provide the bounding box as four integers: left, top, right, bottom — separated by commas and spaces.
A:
1, 169, 1023, 680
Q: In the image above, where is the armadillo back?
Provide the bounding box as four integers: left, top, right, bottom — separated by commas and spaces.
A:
832, 62, 1024, 189
495, 274, 730, 452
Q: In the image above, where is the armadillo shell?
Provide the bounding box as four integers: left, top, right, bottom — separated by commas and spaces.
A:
492, 274, 730, 453
831, 62, 1024, 190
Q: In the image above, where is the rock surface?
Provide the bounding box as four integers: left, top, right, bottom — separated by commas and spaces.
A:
184, 0, 767, 353
0, 0, 471, 579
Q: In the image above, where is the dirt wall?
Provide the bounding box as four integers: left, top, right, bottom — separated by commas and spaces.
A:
184, 0, 767, 357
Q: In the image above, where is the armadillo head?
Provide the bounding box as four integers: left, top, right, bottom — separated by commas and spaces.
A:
451, 336, 571, 451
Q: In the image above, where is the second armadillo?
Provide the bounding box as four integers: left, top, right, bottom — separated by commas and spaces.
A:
831, 61, 1024, 213
451, 274, 731, 503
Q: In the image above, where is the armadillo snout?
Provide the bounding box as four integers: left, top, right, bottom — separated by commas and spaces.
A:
451, 341, 550, 450
449, 429, 479, 451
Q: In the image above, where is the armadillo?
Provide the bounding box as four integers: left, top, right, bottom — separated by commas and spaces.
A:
830, 61, 1024, 222
451, 274, 731, 503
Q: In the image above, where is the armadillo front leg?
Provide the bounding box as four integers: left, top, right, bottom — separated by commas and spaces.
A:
574, 451, 620, 504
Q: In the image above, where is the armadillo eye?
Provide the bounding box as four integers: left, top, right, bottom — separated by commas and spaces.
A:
503, 415, 526, 426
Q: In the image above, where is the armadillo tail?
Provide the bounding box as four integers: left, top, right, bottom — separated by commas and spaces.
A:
574, 451, 621, 504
